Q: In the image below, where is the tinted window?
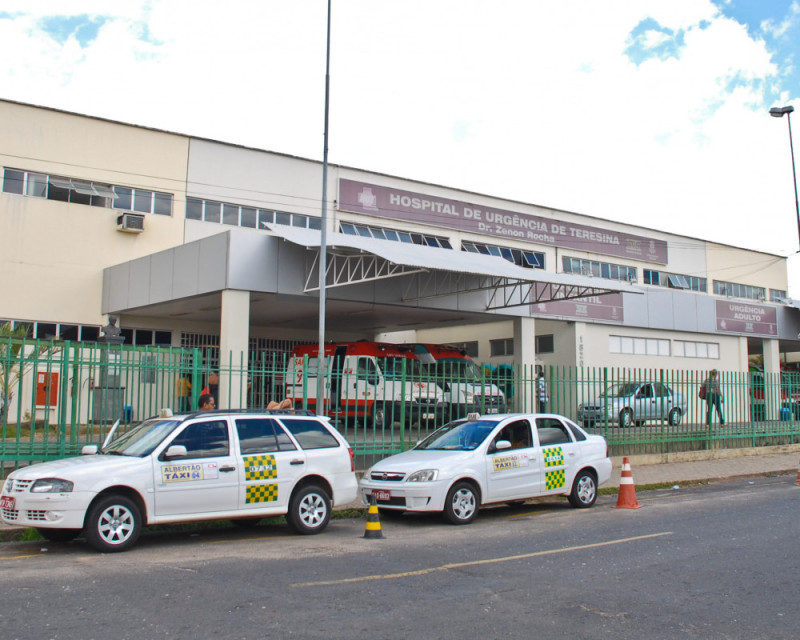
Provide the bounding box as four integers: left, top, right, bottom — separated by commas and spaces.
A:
169, 420, 230, 458
535, 417, 573, 445
235, 418, 297, 454
279, 418, 339, 450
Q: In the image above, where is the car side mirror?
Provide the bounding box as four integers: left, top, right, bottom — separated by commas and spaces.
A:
164, 445, 188, 459
81, 445, 99, 455
494, 440, 512, 451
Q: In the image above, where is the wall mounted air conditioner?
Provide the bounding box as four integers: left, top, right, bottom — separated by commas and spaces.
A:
116, 213, 145, 233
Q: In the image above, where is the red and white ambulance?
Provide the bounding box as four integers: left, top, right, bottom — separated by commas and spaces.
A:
412, 344, 507, 419
285, 342, 446, 428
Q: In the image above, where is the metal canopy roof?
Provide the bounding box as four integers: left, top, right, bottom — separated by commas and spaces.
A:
267, 225, 641, 310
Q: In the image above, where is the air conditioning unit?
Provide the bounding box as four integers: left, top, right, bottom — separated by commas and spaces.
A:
116, 213, 145, 233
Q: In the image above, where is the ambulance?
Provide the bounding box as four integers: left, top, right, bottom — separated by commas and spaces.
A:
285, 342, 447, 428
412, 344, 507, 420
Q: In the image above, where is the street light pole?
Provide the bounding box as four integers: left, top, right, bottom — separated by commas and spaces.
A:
317, 0, 332, 416
770, 105, 800, 249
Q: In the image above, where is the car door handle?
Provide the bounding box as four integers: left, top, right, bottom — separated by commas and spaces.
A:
290, 459, 305, 466
220, 466, 236, 472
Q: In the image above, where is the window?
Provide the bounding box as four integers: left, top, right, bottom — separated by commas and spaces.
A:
183, 197, 318, 230
168, 421, 230, 459
674, 340, 719, 359
535, 417, 572, 445
609, 335, 669, 356
535, 334, 554, 354
279, 419, 339, 449
2, 168, 173, 215
563, 256, 635, 283
462, 241, 545, 270
236, 418, 297, 454
490, 338, 514, 357
713, 280, 766, 301
496, 420, 532, 449
770, 289, 788, 303
644, 269, 707, 292
338, 222, 452, 249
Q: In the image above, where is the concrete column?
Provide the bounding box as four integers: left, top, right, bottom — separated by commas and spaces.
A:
763, 338, 781, 420
513, 317, 536, 412
219, 289, 250, 410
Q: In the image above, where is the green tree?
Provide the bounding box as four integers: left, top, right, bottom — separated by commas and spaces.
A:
0, 322, 36, 420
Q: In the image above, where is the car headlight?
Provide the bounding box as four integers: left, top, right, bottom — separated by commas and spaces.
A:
407, 469, 438, 482
30, 478, 74, 493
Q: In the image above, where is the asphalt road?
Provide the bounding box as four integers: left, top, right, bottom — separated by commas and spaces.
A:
1, 476, 798, 640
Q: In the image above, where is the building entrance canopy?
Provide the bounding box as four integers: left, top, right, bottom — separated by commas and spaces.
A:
267, 224, 641, 311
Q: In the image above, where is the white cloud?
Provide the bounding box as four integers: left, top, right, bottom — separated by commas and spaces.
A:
1, 0, 799, 289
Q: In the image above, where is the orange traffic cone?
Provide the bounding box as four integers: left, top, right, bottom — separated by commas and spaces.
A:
795, 457, 800, 487
614, 456, 642, 509
363, 494, 385, 539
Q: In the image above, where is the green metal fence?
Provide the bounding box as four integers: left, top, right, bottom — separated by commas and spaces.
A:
2, 335, 798, 475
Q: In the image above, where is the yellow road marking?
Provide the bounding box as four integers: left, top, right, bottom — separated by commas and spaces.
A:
0, 553, 43, 561
292, 531, 673, 587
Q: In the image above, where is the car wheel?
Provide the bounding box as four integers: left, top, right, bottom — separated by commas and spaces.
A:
618, 408, 634, 428
371, 404, 385, 429
668, 407, 682, 426
287, 484, 331, 535
36, 528, 81, 543
84, 494, 142, 553
568, 470, 598, 508
443, 481, 479, 525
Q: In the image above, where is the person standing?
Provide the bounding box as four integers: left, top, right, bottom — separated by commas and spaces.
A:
703, 369, 725, 428
176, 374, 192, 412
537, 369, 549, 413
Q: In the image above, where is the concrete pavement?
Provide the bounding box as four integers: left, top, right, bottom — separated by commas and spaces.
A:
2, 444, 799, 542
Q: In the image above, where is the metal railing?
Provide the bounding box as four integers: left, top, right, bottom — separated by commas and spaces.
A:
2, 336, 798, 474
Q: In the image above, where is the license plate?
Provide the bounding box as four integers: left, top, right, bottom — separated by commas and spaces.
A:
0, 495, 15, 510
422, 413, 435, 420
372, 490, 391, 501
487, 408, 499, 414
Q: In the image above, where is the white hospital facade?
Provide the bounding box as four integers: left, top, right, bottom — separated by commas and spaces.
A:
2, 98, 798, 403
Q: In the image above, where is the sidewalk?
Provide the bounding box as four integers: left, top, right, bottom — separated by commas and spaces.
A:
2, 445, 799, 542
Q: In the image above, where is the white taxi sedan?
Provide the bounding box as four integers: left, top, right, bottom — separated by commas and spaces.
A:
359, 413, 612, 524
1, 409, 358, 552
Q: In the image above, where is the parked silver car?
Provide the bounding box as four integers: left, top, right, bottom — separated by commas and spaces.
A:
578, 382, 686, 427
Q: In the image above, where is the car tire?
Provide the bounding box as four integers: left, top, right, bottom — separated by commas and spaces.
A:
84, 494, 142, 553
442, 481, 479, 525
36, 527, 81, 543
287, 484, 331, 535
568, 470, 598, 508
371, 404, 385, 429
668, 407, 682, 426
619, 408, 634, 428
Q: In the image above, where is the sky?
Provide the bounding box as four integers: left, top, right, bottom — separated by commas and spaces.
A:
1, 1, 799, 293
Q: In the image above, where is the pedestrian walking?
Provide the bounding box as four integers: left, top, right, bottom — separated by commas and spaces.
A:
702, 369, 725, 427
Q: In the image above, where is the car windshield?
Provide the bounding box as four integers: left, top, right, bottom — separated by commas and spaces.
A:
604, 383, 640, 398
379, 356, 422, 378
425, 358, 481, 381
415, 419, 497, 451
103, 418, 182, 457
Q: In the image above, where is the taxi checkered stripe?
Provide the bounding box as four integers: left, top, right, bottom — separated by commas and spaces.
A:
246, 483, 279, 504
542, 446, 564, 468
243, 454, 277, 481
545, 469, 566, 490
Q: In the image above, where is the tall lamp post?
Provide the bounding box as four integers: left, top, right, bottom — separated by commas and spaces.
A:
770, 105, 800, 249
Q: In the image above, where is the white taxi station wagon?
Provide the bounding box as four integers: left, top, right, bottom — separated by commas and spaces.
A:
359, 413, 612, 524
0, 409, 358, 552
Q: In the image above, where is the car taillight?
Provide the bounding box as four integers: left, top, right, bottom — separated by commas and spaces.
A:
348, 447, 355, 472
